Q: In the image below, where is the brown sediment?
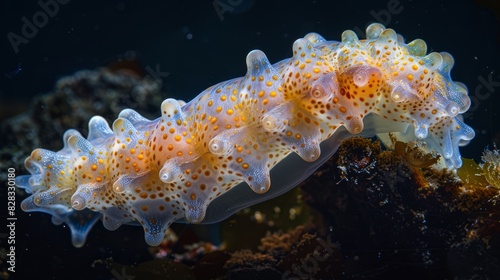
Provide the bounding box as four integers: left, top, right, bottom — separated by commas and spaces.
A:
297, 137, 500, 279
258, 225, 311, 256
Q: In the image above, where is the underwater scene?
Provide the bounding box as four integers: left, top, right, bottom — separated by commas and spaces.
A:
1, 0, 500, 279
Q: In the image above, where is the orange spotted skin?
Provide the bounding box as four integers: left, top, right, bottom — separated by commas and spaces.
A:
17, 23, 474, 247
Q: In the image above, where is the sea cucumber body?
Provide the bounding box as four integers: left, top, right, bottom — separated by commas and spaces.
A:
16, 24, 474, 246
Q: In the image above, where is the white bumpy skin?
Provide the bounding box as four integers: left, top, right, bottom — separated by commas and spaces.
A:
16, 23, 474, 247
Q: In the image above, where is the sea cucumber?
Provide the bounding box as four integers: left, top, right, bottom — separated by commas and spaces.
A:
16, 23, 475, 247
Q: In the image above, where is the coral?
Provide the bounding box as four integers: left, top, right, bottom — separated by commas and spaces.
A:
481, 149, 500, 188
298, 137, 500, 279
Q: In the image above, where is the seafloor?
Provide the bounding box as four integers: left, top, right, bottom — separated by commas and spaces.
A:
1, 68, 499, 280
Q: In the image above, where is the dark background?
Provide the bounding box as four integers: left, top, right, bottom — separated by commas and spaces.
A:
0, 0, 499, 279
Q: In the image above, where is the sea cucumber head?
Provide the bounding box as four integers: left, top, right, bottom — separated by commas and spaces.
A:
351, 23, 476, 168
